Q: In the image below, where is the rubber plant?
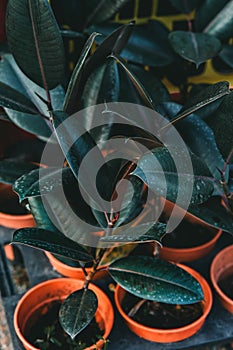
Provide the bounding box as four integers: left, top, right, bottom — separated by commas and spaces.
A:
0, 0, 232, 345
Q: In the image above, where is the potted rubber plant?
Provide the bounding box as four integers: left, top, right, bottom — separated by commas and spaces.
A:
1, 0, 233, 347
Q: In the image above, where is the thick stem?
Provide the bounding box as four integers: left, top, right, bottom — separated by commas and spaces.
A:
83, 248, 106, 289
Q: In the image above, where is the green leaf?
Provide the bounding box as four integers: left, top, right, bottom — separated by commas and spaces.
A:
86, 0, 130, 25
133, 147, 214, 205
203, 1, 233, 41
113, 175, 146, 228
164, 81, 230, 127
0, 159, 38, 185
88, 21, 175, 67
206, 92, 233, 159
0, 82, 38, 114
28, 196, 57, 231
12, 228, 93, 262
0, 54, 63, 140
3, 110, 52, 141
128, 64, 170, 107
51, 111, 111, 206
0, 54, 65, 113
219, 44, 233, 69
59, 289, 98, 339
110, 54, 155, 110
63, 32, 100, 114
195, 0, 229, 32
169, 31, 221, 67
6, 0, 65, 89
100, 222, 166, 243
15, 167, 100, 239
188, 196, 233, 235
158, 102, 225, 179
13, 167, 74, 202
65, 22, 134, 115
109, 256, 204, 304
169, 0, 201, 13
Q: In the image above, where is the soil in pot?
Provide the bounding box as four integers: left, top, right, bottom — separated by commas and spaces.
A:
24, 300, 104, 350
0, 183, 29, 215
218, 266, 233, 301
122, 293, 203, 329
161, 220, 216, 248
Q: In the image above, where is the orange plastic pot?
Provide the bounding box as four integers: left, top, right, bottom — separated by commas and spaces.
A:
115, 264, 212, 343
159, 228, 222, 262
45, 251, 108, 280
210, 245, 233, 314
14, 278, 114, 350
0, 184, 35, 229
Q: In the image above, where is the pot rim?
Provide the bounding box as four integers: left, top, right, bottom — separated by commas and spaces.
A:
161, 229, 222, 253
210, 244, 233, 306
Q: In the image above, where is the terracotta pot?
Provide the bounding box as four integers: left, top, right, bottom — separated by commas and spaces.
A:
0, 184, 35, 229
14, 278, 114, 350
159, 228, 222, 262
45, 251, 108, 280
114, 264, 212, 343
210, 244, 233, 314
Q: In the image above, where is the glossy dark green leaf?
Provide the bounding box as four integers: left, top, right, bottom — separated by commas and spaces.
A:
0, 54, 65, 113
169, 0, 201, 13
0, 159, 38, 185
3, 110, 52, 141
59, 289, 98, 339
65, 23, 134, 115
188, 83, 226, 120
188, 196, 233, 235
28, 196, 57, 231
203, 1, 233, 41
17, 168, 101, 238
112, 175, 146, 228
13, 167, 74, 202
195, 0, 229, 32
88, 21, 175, 67
101, 222, 166, 243
110, 54, 155, 110
0, 54, 61, 139
0, 82, 38, 114
12, 228, 93, 262
219, 44, 233, 69
177, 115, 225, 180
109, 256, 204, 303
51, 110, 111, 206
158, 101, 225, 179
132, 147, 214, 205
128, 64, 170, 107
206, 92, 233, 159
86, 0, 130, 25
63, 32, 99, 114
164, 81, 230, 128
169, 31, 221, 67
6, 0, 65, 89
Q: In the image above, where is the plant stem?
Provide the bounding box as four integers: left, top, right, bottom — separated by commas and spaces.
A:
83, 248, 106, 289
128, 299, 146, 317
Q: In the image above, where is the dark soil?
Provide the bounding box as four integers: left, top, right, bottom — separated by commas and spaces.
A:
0, 188, 28, 215
218, 266, 233, 300
162, 221, 216, 248
122, 293, 203, 329
25, 300, 104, 350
